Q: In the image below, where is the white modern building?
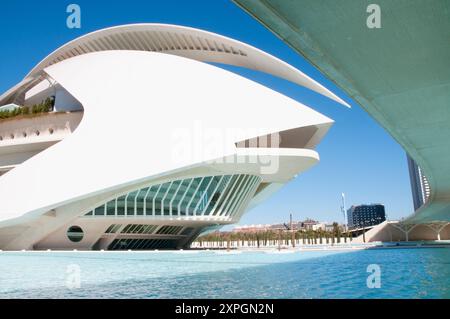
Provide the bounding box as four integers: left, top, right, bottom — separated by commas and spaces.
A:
0, 24, 346, 250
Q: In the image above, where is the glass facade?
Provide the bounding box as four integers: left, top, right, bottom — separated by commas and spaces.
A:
84, 174, 261, 219
101, 224, 195, 250
108, 238, 178, 250
347, 204, 386, 229
105, 224, 121, 233
120, 224, 158, 234
156, 225, 183, 235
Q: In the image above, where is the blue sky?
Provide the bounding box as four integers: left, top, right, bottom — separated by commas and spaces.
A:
0, 1, 413, 224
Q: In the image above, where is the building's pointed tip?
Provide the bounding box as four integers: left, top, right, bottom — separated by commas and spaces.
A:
327, 92, 351, 108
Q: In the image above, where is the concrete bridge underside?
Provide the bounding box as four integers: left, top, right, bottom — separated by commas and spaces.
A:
235, 0, 450, 226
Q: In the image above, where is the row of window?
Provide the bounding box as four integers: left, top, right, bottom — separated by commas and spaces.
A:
105, 224, 194, 236
67, 223, 195, 244
157, 225, 183, 235
105, 224, 121, 233
108, 238, 179, 250
121, 224, 158, 234
84, 174, 261, 218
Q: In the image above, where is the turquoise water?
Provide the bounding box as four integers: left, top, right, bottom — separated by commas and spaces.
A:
0, 248, 449, 298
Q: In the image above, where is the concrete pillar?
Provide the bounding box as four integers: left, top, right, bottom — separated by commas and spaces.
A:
425, 222, 449, 241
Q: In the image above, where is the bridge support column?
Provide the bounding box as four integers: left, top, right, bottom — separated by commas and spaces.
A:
390, 222, 417, 242
425, 222, 449, 241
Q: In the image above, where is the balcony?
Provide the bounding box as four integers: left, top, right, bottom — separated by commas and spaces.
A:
0, 110, 83, 174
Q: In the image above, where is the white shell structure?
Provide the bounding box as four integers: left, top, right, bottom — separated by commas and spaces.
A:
0, 24, 342, 250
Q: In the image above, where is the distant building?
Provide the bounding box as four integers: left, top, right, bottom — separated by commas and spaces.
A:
313, 222, 343, 232
232, 224, 273, 233
233, 223, 292, 232
407, 155, 430, 211
269, 223, 289, 231
234, 218, 326, 233
302, 219, 319, 230
347, 204, 386, 229
312, 223, 325, 231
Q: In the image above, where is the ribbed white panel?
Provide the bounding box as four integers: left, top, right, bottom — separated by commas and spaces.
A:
0, 24, 349, 107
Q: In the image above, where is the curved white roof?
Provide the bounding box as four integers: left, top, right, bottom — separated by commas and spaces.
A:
0, 23, 349, 107
0, 50, 331, 226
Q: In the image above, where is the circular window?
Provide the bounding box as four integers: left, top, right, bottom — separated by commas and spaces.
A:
67, 226, 84, 242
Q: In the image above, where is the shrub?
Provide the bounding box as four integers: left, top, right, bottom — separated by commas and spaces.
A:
21, 106, 30, 115
0, 98, 53, 121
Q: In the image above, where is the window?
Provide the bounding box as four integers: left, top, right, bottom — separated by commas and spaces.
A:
67, 226, 84, 242
106, 200, 116, 216
126, 191, 139, 216
153, 183, 170, 215
105, 224, 121, 233
135, 188, 148, 215
94, 205, 105, 216
116, 195, 126, 215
